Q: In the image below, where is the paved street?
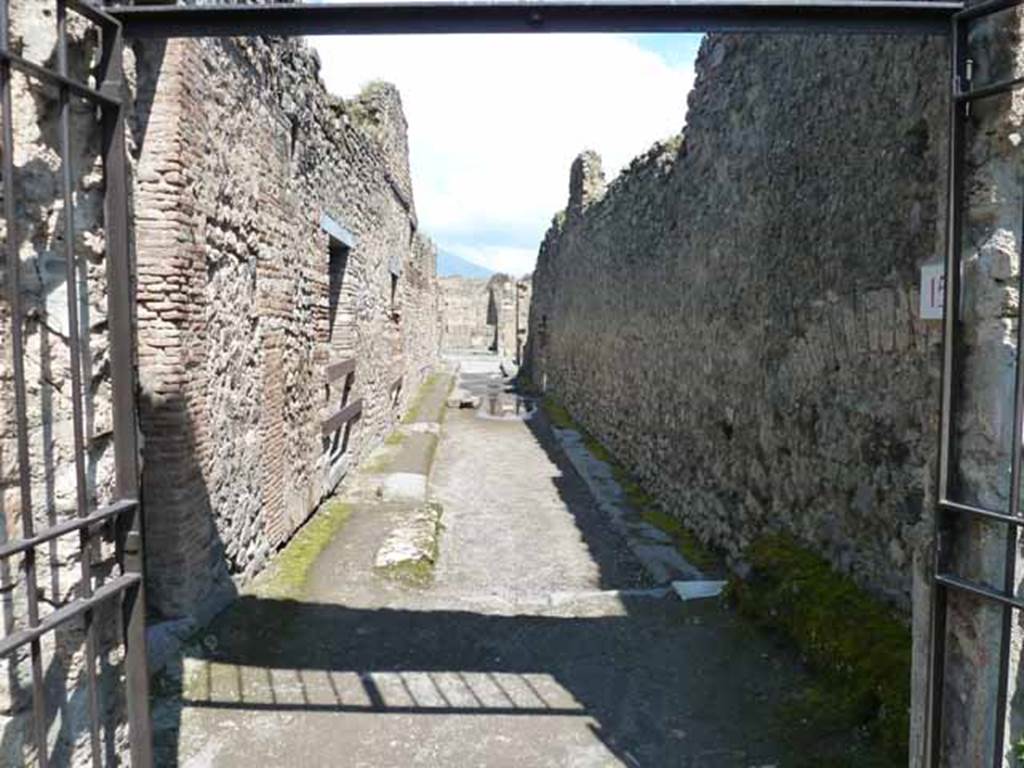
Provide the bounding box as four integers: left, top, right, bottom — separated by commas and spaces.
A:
156, 355, 812, 767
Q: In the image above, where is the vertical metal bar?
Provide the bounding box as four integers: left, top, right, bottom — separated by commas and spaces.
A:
992, 261, 1024, 763
0, 1, 50, 764
98, 21, 154, 768
992, 99, 1024, 768
55, 2, 102, 764
928, 13, 967, 767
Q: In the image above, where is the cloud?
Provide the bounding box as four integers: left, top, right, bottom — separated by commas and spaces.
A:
312, 33, 698, 275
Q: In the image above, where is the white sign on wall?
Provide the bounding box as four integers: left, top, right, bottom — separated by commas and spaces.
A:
920, 262, 945, 320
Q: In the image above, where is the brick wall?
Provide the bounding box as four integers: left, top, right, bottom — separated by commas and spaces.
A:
132, 36, 441, 626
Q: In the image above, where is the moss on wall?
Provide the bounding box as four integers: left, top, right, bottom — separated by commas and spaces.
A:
543, 392, 908, 764
729, 535, 911, 762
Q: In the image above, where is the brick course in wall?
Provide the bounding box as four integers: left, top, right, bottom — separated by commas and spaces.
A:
132, 35, 441, 627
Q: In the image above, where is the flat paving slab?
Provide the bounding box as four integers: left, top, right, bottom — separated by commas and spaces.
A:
156, 355, 824, 768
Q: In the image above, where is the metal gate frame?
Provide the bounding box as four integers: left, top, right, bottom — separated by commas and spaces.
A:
929, 0, 1024, 765
3, 1, 991, 766
0, 1, 150, 766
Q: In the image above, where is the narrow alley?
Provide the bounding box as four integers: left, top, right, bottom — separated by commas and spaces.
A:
151, 355, 848, 768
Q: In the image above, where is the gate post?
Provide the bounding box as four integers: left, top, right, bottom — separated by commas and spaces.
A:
927, 2, 1024, 765
99, 19, 154, 768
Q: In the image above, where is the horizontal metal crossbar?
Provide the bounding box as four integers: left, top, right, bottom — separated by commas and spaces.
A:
0, 499, 138, 561
935, 572, 1024, 611
0, 572, 142, 659
107, 1, 962, 38
322, 398, 363, 434
955, 0, 1018, 19
67, 0, 121, 29
327, 358, 357, 382
1, 50, 120, 107
938, 498, 1023, 526
955, 75, 1024, 102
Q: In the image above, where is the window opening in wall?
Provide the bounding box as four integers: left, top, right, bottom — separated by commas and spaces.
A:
328, 239, 349, 344
289, 115, 300, 162
320, 214, 360, 473
390, 272, 400, 322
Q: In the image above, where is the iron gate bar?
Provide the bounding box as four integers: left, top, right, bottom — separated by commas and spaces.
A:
1, 0, 51, 761
990, 36, 1024, 759
68, 0, 121, 27
0, 574, 142, 659
0, 500, 138, 561
937, 499, 1024, 526
935, 572, 1024, 611
955, 74, 1024, 101
96, 15, 154, 764
1, 53, 120, 108
56, 0, 103, 759
957, 0, 1020, 19
0, 0, 153, 764
928, 1, 1024, 764
104, 0, 961, 38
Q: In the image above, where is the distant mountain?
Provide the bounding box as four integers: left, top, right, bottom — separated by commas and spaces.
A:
437, 251, 494, 279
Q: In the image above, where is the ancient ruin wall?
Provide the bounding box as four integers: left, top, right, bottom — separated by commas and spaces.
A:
440, 276, 493, 351
527, 34, 949, 612
440, 274, 531, 357
132, 36, 441, 627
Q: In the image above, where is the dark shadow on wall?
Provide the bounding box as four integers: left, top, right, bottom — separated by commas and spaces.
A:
129, 39, 168, 164
136, 391, 237, 629
136, 390, 238, 765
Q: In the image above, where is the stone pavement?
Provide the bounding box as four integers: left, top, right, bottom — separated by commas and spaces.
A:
153, 354, 820, 768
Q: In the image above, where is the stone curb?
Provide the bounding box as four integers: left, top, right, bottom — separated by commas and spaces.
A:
549, 424, 705, 586
378, 373, 453, 502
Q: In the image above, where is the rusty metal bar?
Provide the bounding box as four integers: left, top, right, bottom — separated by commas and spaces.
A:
934, 573, 1024, 611
0, 0, 50, 762
927, 10, 966, 766
956, 0, 1020, 20
55, 0, 102, 758
938, 498, 1022, 526
0, 573, 141, 659
326, 358, 356, 382
98, 16, 154, 766
322, 398, 364, 435
955, 74, 1024, 103
0, 51, 120, 107
67, 0, 121, 28
106, 0, 961, 38
987, 96, 1024, 768
0, 499, 138, 561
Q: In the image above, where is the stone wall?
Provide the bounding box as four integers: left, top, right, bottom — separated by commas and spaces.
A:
527, 33, 949, 611
132, 35, 441, 628
440, 274, 530, 359
439, 276, 493, 351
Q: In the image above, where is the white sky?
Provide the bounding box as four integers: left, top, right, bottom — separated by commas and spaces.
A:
312, 33, 701, 275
